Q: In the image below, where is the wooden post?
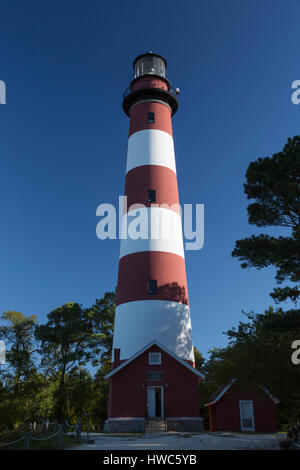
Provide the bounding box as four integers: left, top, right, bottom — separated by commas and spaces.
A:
24, 432, 30, 450
57, 424, 63, 450
76, 419, 82, 442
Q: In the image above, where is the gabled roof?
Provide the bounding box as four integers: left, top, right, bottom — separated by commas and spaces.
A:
204, 380, 236, 406
105, 340, 205, 379
204, 379, 280, 406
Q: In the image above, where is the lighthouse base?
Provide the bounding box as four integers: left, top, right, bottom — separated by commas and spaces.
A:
104, 417, 204, 433
166, 417, 204, 432
104, 418, 145, 433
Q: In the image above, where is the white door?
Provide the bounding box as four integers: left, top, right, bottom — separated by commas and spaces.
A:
239, 400, 255, 431
148, 387, 156, 418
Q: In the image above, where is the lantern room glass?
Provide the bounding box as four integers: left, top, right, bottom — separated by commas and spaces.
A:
134, 55, 166, 79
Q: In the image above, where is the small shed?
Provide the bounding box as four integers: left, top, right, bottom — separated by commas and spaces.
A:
205, 380, 279, 433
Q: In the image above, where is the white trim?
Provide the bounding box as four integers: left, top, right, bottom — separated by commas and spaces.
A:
204, 380, 236, 406
126, 129, 176, 174
260, 386, 280, 404
105, 339, 204, 380
239, 400, 255, 431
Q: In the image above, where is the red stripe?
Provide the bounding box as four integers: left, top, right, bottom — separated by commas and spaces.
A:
124, 165, 180, 214
116, 251, 189, 306
131, 77, 169, 92
129, 101, 172, 137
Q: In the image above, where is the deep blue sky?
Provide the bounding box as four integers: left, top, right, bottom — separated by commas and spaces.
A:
1, 0, 299, 358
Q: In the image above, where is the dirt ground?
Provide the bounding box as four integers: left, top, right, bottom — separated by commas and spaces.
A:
69, 431, 282, 450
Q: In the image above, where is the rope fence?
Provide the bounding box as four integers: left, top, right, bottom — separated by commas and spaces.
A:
0, 436, 25, 448
0, 419, 83, 450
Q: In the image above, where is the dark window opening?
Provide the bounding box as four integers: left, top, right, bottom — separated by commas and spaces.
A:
147, 189, 156, 202
148, 279, 157, 295
147, 371, 164, 381
147, 112, 155, 123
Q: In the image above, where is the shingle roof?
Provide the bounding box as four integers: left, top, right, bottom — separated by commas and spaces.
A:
205, 379, 279, 406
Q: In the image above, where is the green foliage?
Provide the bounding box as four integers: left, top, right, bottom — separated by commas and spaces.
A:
0, 291, 116, 431
203, 308, 300, 426
193, 346, 205, 372
35, 302, 97, 376
90, 358, 112, 430
0, 429, 78, 450
87, 291, 116, 365
229, 136, 300, 427
0, 311, 37, 388
0, 311, 41, 431
35, 300, 112, 421
232, 136, 300, 303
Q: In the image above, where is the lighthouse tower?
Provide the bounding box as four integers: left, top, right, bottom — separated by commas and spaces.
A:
105, 53, 203, 433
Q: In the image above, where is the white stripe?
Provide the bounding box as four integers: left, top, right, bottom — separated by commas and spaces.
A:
119, 207, 184, 259
126, 129, 176, 174
113, 300, 194, 362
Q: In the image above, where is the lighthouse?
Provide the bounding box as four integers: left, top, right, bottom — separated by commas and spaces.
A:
105, 52, 204, 433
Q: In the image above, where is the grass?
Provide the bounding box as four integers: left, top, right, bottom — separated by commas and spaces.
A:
0, 430, 80, 450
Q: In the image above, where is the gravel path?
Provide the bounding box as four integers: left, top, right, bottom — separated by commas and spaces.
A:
69, 432, 282, 450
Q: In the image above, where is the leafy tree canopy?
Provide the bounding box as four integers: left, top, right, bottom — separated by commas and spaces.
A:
0, 311, 37, 388
232, 136, 300, 303
203, 307, 300, 424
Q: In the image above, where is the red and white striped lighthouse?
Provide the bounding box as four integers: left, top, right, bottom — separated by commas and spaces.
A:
106, 53, 203, 432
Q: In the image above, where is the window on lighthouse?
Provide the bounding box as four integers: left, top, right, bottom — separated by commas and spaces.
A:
147, 189, 156, 203
147, 112, 155, 123
148, 279, 157, 295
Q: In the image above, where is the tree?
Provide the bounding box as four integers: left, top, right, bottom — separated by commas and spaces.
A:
193, 347, 205, 372
35, 302, 102, 420
91, 359, 112, 430
0, 311, 37, 392
232, 136, 300, 303
87, 291, 116, 365
34, 292, 116, 422
0, 311, 40, 430
203, 308, 300, 426
87, 291, 116, 427
0, 291, 116, 430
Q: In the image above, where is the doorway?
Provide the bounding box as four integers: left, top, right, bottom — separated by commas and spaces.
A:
147, 386, 163, 418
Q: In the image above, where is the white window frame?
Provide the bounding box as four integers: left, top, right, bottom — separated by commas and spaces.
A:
148, 352, 161, 365
239, 400, 255, 431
